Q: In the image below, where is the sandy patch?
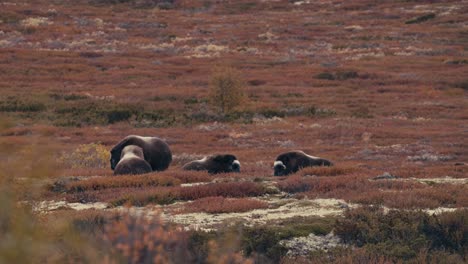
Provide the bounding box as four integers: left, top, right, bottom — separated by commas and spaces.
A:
166, 198, 353, 231
280, 232, 343, 256
180, 182, 212, 188
33, 200, 108, 212
410, 177, 468, 185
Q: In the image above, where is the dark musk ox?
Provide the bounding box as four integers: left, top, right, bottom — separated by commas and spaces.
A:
114, 145, 153, 175
273, 150, 332, 176
110, 135, 172, 172
182, 154, 241, 174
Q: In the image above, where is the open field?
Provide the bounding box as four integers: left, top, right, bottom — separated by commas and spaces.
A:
1, 0, 467, 263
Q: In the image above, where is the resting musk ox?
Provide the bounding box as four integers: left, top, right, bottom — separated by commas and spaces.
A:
114, 145, 153, 175
182, 154, 241, 174
110, 135, 172, 172
274, 150, 332, 176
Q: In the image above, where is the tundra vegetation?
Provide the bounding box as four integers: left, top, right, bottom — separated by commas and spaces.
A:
0, 0, 467, 263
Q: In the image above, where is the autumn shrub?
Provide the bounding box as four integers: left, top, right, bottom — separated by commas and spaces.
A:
62, 174, 181, 193
164, 171, 212, 184
59, 143, 109, 169
182, 196, 269, 214
209, 66, 246, 114
45, 209, 122, 237
107, 182, 266, 206
103, 213, 192, 264
109, 187, 179, 206
179, 182, 266, 200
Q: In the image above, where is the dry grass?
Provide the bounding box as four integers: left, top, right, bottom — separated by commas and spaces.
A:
181, 196, 269, 214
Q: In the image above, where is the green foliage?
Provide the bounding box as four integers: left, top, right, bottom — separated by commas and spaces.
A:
242, 217, 335, 261
315, 71, 359, 81
455, 81, 468, 91
49, 93, 88, 101
0, 97, 46, 112
335, 207, 468, 262
54, 101, 139, 126
209, 66, 246, 114
405, 13, 436, 24
315, 72, 335, 80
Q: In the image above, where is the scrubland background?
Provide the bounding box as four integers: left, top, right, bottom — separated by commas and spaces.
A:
0, 0, 467, 263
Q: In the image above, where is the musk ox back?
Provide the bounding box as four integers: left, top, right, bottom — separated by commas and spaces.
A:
274, 150, 332, 176
182, 154, 241, 174
110, 135, 172, 172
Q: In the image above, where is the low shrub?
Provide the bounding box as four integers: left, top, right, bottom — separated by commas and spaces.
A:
351, 106, 373, 118
0, 98, 46, 112
53, 101, 142, 126
315, 71, 358, 81
242, 217, 335, 262
315, 72, 335, 80
405, 13, 436, 24
49, 93, 88, 101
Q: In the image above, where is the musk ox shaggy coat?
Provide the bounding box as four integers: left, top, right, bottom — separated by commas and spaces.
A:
182, 154, 241, 174
110, 135, 172, 172
274, 150, 332, 176
114, 145, 153, 175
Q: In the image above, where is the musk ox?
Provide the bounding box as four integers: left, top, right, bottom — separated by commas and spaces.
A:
273, 150, 332, 176
114, 145, 153, 175
110, 135, 172, 172
182, 154, 241, 174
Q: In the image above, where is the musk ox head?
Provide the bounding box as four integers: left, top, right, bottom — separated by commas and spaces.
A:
273, 160, 287, 176
110, 149, 120, 170
212, 154, 241, 173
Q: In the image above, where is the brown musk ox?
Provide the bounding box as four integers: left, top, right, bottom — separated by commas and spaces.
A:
110, 135, 172, 172
114, 145, 153, 175
273, 150, 332, 176
182, 154, 241, 174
